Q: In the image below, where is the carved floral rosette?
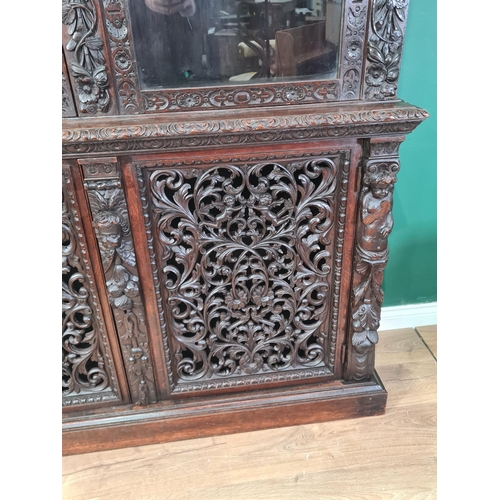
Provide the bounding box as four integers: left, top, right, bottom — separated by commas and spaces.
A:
62, 167, 120, 407
141, 155, 351, 391
346, 138, 402, 380
101, 0, 141, 113
363, 0, 409, 100
81, 159, 157, 405
340, 0, 369, 99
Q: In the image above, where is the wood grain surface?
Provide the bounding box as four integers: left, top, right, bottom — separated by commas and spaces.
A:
62, 326, 437, 500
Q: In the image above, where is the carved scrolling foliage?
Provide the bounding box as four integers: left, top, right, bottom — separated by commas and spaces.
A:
149, 159, 339, 384
348, 153, 399, 380
62, 0, 111, 113
83, 166, 157, 405
340, 0, 368, 99
364, 0, 409, 100
62, 175, 110, 398
101, 0, 140, 113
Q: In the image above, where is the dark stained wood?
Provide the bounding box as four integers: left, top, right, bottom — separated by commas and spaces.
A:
63, 372, 387, 455
62, 0, 426, 453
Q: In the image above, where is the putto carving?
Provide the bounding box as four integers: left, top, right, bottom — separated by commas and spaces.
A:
82, 161, 157, 405
146, 158, 343, 387
62, 0, 111, 113
346, 140, 402, 380
62, 169, 119, 404
364, 0, 409, 100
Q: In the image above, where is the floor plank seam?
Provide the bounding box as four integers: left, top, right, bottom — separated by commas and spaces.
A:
413, 328, 437, 362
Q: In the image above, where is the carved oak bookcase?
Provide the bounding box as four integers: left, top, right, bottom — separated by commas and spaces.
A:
62, 0, 428, 455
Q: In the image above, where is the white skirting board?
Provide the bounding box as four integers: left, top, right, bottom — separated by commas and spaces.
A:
379, 302, 437, 331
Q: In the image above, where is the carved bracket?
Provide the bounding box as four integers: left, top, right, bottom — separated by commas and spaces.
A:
363, 0, 409, 100
80, 157, 157, 405
345, 136, 404, 380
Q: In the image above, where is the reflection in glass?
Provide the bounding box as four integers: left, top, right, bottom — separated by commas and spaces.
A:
128, 0, 343, 89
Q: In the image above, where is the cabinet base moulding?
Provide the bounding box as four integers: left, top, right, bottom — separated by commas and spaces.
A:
62, 372, 387, 455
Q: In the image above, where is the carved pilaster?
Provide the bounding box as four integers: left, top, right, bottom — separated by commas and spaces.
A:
80, 157, 157, 405
62, 0, 117, 115
363, 0, 409, 100
345, 137, 404, 381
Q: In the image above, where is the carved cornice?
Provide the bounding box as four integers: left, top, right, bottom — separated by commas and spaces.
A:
62, 105, 428, 156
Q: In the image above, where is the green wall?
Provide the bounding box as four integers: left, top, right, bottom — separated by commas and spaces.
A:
382, 0, 437, 306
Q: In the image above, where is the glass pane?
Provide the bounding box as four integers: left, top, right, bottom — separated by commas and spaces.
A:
128, 0, 344, 89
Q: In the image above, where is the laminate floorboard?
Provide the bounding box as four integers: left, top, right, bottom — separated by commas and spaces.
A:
62, 326, 437, 500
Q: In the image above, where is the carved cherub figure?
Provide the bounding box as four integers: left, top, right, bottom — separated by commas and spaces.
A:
358, 177, 394, 257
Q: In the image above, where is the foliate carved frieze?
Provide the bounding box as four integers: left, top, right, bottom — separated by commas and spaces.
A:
101, 0, 141, 113
62, 0, 113, 114
346, 139, 401, 380
62, 168, 119, 406
143, 82, 341, 112
364, 0, 409, 100
62, 106, 429, 157
139, 153, 352, 392
340, 0, 368, 99
81, 159, 157, 405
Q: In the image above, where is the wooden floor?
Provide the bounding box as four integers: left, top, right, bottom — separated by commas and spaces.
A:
62, 326, 437, 500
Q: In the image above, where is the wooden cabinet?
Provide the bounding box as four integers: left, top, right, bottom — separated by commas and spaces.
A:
62, 0, 428, 455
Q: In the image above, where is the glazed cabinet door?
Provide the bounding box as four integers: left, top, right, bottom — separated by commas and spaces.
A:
119, 141, 362, 398
62, 164, 130, 410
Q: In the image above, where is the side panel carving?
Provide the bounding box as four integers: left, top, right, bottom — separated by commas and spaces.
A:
80, 158, 157, 405
345, 137, 403, 380
363, 0, 409, 100
62, 167, 121, 407
138, 151, 354, 394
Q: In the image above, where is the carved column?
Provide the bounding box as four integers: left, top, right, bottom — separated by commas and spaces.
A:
345, 137, 404, 381
79, 158, 157, 405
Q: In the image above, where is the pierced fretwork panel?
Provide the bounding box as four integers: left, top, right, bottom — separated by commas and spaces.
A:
62, 168, 121, 408
141, 154, 351, 393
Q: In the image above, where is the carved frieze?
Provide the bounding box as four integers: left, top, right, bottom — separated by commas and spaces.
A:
137, 152, 354, 392
62, 105, 429, 157
62, 0, 114, 114
81, 158, 157, 405
345, 137, 403, 380
62, 53, 77, 117
364, 0, 409, 100
62, 167, 120, 406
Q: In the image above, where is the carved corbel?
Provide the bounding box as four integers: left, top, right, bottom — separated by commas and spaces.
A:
345, 137, 404, 381
80, 157, 157, 405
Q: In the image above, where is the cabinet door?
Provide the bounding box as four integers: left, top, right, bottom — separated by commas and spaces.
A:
62, 165, 129, 410
125, 142, 361, 397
